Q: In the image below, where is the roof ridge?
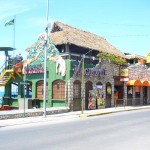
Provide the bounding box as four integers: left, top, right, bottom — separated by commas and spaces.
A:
54, 21, 105, 39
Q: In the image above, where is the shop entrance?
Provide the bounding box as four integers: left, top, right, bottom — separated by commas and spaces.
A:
114, 77, 124, 107
114, 86, 124, 106
85, 81, 93, 110
73, 80, 81, 111
105, 82, 112, 107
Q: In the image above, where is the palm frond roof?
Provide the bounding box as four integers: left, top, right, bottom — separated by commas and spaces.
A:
50, 21, 126, 57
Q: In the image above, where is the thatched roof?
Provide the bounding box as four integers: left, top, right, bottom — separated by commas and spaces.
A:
125, 54, 146, 60
50, 21, 125, 57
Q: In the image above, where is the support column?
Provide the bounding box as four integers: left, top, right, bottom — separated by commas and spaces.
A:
124, 82, 127, 106
132, 86, 136, 106
32, 81, 36, 99
103, 83, 106, 106
68, 79, 73, 111
140, 87, 143, 105
111, 80, 115, 107
65, 44, 70, 59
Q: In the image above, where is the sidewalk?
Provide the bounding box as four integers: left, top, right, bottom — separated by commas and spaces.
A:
0, 105, 150, 127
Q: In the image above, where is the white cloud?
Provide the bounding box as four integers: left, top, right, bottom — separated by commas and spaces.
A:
0, 0, 36, 19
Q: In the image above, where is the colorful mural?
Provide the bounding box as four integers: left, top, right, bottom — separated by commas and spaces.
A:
23, 33, 66, 77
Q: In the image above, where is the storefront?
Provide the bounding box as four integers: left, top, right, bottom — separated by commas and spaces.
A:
3, 21, 150, 111
126, 62, 150, 106
69, 59, 121, 111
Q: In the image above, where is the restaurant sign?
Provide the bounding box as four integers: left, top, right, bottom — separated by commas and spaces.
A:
74, 67, 106, 77
23, 63, 44, 74
120, 67, 129, 77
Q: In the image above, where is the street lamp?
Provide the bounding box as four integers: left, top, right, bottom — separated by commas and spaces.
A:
43, 0, 49, 117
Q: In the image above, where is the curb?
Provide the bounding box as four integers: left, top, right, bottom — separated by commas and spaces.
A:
79, 106, 150, 118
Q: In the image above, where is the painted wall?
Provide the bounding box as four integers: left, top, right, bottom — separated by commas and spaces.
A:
24, 59, 71, 108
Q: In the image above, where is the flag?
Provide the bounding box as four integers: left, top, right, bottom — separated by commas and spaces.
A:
5, 19, 14, 26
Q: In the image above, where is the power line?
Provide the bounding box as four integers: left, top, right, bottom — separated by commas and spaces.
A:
103, 34, 150, 38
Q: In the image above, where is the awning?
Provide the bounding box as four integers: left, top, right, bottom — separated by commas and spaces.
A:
127, 80, 150, 86
126, 80, 142, 86
142, 81, 150, 86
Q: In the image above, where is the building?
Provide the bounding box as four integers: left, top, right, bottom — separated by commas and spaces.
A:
1, 21, 150, 111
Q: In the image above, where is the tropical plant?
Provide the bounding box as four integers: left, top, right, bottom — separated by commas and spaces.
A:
97, 52, 127, 66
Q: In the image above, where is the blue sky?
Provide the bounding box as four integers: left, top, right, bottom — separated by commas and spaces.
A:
0, 0, 150, 64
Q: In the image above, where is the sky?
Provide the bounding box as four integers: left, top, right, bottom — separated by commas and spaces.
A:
0, 0, 150, 63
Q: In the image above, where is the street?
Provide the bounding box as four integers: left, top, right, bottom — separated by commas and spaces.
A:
0, 109, 150, 150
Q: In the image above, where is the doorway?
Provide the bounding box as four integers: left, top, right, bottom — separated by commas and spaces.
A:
85, 81, 93, 110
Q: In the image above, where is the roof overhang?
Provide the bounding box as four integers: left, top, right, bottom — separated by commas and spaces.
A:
0, 47, 15, 51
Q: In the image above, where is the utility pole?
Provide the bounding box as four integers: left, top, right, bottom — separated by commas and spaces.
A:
43, 0, 49, 117
81, 54, 85, 114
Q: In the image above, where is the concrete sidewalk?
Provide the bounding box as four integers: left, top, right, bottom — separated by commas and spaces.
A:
0, 105, 150, 127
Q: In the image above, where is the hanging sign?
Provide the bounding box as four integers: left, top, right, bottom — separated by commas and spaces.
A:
120, 68, 129, 77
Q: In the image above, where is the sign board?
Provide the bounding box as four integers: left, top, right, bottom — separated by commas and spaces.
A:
74, 66, 106, 77
120, 68, 129, 77
23, 62, 44, 74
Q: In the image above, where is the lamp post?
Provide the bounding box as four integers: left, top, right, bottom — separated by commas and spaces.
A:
43, 0, 49, 117
81, 54, 85, 114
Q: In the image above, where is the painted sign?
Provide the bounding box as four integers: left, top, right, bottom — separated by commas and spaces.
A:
88, 90, 96, 109
74, 66, 106, 77
23, 63, 44, 74
120, 68, 129, 77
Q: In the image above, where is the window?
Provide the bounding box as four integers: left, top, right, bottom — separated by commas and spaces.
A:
52, 80, 65, 99
36, 80, 48, 99
25, 82, 32, 98
11, 82, 18, 99
127, 86, 133, 98
135, 86, 141, 98
73, 80, 81, 99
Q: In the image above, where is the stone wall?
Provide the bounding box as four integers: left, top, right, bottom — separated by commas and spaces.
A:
0, 108, 69, 120
68, 60, 120, 110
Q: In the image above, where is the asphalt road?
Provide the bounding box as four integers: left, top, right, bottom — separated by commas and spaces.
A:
0, 109, 150, 150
